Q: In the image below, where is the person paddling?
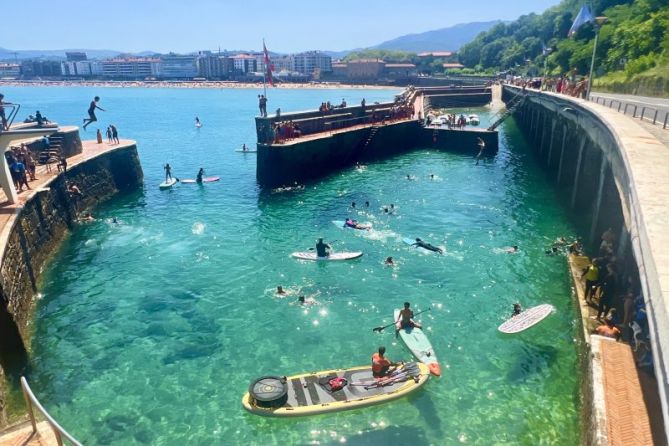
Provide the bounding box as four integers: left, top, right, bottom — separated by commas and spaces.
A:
196, 167, 205, 183
395, 302, 422, 332
164, 163, 173, 182
315, 237, 331, 258
412, 238, 443, 254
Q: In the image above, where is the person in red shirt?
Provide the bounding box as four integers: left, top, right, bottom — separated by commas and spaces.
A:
371, 346, 398, 378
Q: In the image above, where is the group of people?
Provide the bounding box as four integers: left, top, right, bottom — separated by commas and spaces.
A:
318, 99, 346, 113
504, 75, 589, 99
372, 302, 422, 378
273, 121, 302, 143
5, 145, 36, 192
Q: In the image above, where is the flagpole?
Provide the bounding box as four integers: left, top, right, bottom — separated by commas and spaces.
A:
262, 38, 267, 99
586, 25, 599, 101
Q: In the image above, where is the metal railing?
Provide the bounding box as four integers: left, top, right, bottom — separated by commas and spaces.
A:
0, 102, 21, 131
20, 376, 82, 446
591, 95, 668, 129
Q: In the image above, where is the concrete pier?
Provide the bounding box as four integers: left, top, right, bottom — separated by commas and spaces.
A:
255, 86, 496, 187
504, 84, 669, 445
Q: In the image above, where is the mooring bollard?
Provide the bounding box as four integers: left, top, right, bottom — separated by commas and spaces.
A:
653, 109, 658, 124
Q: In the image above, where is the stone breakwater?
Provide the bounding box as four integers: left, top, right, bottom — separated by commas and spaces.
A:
0, 140, 143, 426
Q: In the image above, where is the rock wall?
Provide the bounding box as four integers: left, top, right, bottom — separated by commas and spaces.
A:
0, 143, 143, 427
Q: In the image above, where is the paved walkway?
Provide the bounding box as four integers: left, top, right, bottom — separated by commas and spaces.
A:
568, 254, 665, 445
0, 139, 136, 240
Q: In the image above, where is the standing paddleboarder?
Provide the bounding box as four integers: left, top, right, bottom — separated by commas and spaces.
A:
164, 163, 173, 182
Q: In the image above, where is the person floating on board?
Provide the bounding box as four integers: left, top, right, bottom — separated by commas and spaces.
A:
196, 168, 205, 183
512, 303, 522, 316
164, 163, 173, 182
372, 346, 398, 378
315, 238, 331, 258
242, 143, 248, 151
412, 238, 443, 254
83, 96, 104, 130
345, 218, 369, 230
395, 302, 422, 332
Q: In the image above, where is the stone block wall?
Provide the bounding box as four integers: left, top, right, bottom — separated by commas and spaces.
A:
0, 143, 143, 427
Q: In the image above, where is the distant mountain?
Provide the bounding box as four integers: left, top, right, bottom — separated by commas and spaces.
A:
373, 21, 503, 52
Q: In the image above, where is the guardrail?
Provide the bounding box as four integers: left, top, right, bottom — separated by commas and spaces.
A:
0, 102, 21, 131
590, 95, 668, 129
20, 376, 82, 446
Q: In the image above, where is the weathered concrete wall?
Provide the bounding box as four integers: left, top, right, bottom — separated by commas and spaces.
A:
256, 121, 498, 187
503, 84, 669, 444
0, 143, 143, 426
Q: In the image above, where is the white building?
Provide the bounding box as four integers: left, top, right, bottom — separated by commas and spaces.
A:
292, 51, 332, 75
158, 54, 198, 78
0, 63, 21, 79
232, 54, 257, 73
102, 58, 160, 78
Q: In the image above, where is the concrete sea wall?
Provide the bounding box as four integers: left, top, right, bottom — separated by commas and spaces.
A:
0, 142, 143, 426
503, 84, 669, 444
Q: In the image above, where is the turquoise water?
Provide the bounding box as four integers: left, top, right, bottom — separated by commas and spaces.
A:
6, 86, 580, 445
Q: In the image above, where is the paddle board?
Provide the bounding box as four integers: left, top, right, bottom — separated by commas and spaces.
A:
180, 177, 220, 184
291, 252, 363, 261
394, 309, 441, 376
235, 149, 258, 153
403, 238, 417, 246
498, 304, 555, 334
332, 220, 371, 230
159, 178, 178, 189
242, 362, 429, 417
195, 123, 202, 128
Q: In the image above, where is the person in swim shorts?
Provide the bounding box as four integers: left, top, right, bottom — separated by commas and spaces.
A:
395, 302, 422, 332
83, 96, 104, 130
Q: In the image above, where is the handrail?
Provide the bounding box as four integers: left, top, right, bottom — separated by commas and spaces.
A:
20, 377, 82, 446
589, 94, 668, 130
0, 102, 21, 131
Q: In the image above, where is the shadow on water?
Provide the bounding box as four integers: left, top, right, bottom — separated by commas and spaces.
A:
410, 391, 443, 437
505, 341, 559, 384
321, 425, 429, 446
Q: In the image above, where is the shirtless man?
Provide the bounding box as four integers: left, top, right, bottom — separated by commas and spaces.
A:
83, 96, 105, 130
395, 302, 422, 332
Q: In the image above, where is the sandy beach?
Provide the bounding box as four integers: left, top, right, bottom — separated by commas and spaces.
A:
0, 80, 399, 90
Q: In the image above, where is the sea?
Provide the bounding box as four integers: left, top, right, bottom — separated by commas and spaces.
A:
3, 85, 580, 445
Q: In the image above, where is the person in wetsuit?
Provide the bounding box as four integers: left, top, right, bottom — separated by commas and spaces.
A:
315, 238, 331, 257
512, 303, 522, 316
412, 238, 443, 254
164, 163, 173, 181
196, 168, 205, 183
83, 96, 105, 130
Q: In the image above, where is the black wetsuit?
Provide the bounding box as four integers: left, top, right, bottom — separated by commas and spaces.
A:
415, 241, 442, 253
316, 242, 330, 257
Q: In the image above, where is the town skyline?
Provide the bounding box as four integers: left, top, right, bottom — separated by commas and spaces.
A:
6, 0, 560, 53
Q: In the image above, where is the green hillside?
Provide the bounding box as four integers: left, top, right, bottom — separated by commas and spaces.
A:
458, 0, 669, 95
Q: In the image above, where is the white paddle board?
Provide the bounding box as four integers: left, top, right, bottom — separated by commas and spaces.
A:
394, 309, 441, 376
159, 178, 178, 189
498, 304, 555, 334
180, 177, 220, 184
291, 252, 363, 261
235, 149, 257, 153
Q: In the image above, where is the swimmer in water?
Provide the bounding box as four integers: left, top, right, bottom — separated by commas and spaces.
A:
512, 303, 522, 316
412, 238, 443, 254
195, 117, 201, 126
365, 201, 370, 208
298, 294, 318, 305
276, 286, 287, 296
430, 174, 435, 180
385, 256, 394, 266
351, 202, 356, 208
504, 245, 519, 253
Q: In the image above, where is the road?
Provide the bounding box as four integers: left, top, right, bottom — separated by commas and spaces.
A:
590, 91, 669, 128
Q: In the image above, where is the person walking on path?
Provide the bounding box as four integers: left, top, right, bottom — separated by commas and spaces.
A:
83, 96, 105, 130
111, 124, 119, 144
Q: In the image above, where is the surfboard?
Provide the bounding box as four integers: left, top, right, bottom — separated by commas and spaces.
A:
394, 309, 441, 376
235, 149, 257, 153
498, 304, 555, 334
195, 123, 202, 128
159, 178, 178, 189
403, 238, 417, 246
333, 220, 371, 230
180, 177, 220, 184
291, 252, 363, 261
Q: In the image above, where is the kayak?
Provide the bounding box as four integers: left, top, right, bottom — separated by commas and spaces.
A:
332, 220, 371, 230
498, 304, 555, 334
180, 177, 220, 184
291, 252, 363, 261
394, 309, 441, 376
159, 178, 178, 189
242, 362, 429, 417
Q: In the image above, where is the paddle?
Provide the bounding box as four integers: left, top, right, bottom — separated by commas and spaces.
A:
308, 240, 340, 251
372, 308, 431, 333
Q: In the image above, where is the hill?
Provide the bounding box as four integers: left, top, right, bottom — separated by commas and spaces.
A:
373, 21, 503, 52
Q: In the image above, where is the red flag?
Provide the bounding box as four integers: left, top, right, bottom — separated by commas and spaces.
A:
263, 40, 274, 87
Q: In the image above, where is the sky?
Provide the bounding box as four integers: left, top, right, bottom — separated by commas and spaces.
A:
5, 0, 561, 53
